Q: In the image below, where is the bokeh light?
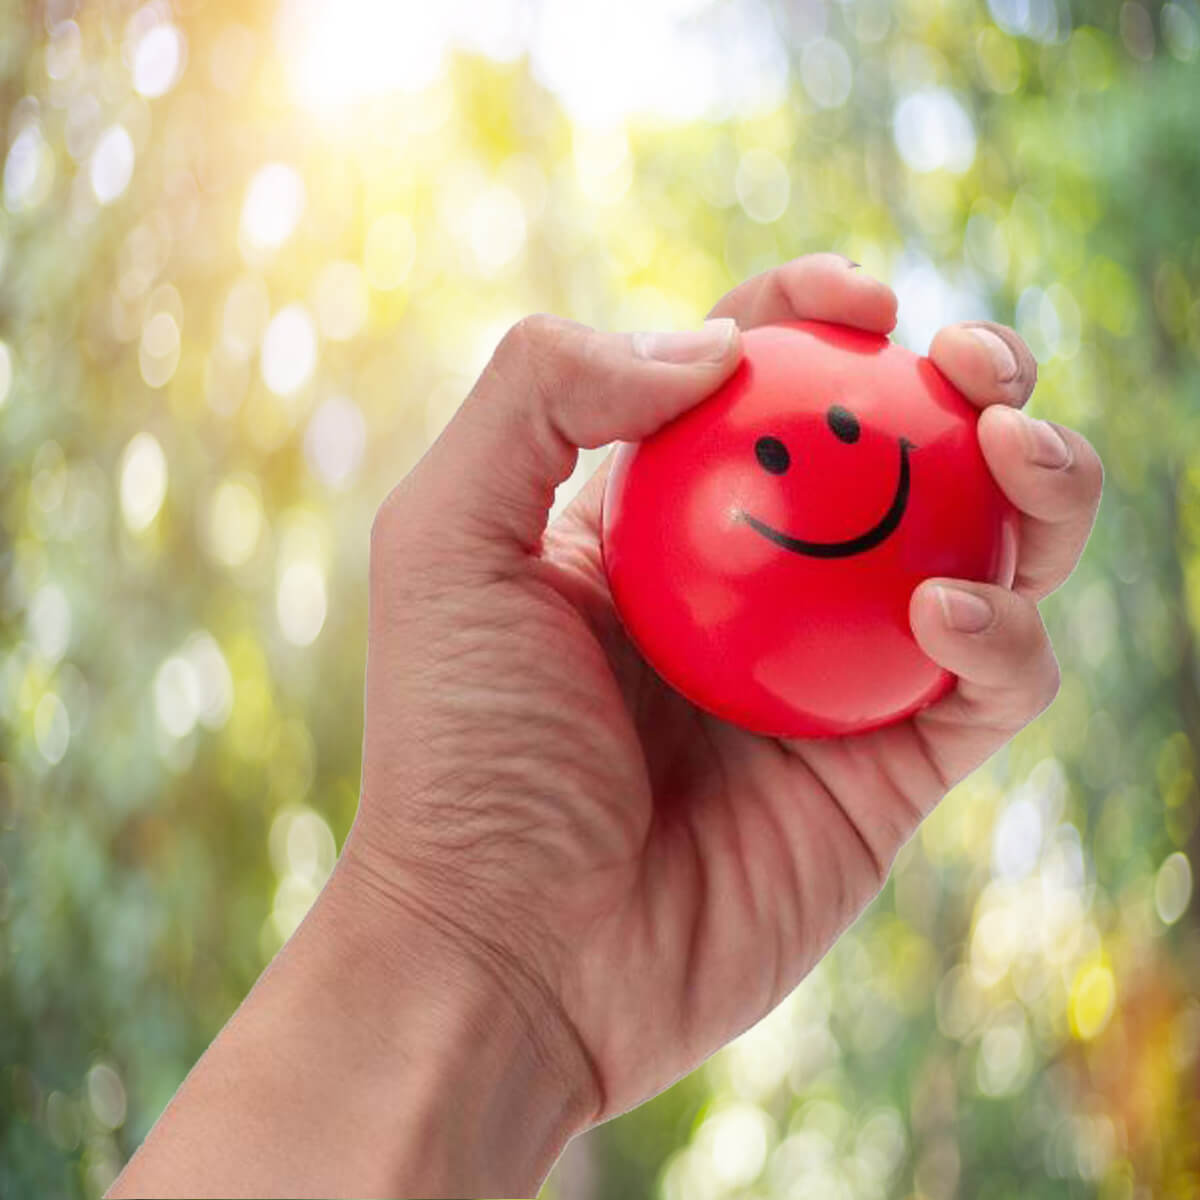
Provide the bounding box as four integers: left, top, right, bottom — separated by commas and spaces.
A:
0, 342, 12, 406
33, 693, 70, 766
311, 261, 368, 341
1070, 962, 1117, 1040
260, 305, 318, 397
1155, 852, 1194, 925
276, 561, 327, 647
118, 433, 167, 533
202, 477, 264, 567
892, 90, 977, 174
4, 124, 54, 211
28, 585, 71, 664
267, 805, 337, 944
735, 149, 791, 225
304, 397, 366, 490
240, 163, 307, 256
86, 1064, 127, 1133
138, 311, 181, 388
221, 274, 272, 360
89, 125, 135, 205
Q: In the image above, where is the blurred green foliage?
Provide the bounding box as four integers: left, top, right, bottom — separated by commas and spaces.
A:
1, 1, 1198, 1197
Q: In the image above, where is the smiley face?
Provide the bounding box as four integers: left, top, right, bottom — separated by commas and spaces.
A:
601, 319, 1016, 739
740, 411, 915, 559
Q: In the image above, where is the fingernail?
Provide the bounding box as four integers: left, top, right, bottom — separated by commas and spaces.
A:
999, 407, 1072, 468
935, 585, 994, 633
632, 318, 737, 364
1023, 414, 1072, 469
969, 327, 1019, 383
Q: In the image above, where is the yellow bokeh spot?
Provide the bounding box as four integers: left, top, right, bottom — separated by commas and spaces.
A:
976, 27, 1022, 94
1069, 963, 1115, 1040
226, 635, 275, 763
203, 477, 264, 567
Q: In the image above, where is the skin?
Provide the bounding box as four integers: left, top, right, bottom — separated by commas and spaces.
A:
108, 255, 1103, 1199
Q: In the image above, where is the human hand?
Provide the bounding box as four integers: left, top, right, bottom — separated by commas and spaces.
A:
342, 253, 1102, 1184
108, 255, 1103, 1200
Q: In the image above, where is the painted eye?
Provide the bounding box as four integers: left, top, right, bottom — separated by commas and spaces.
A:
827, 404, 860, 443
754, 435, 790, 474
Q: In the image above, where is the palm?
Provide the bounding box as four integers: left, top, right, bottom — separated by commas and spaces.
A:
527, 241, 1097, 1112
532, 473, 962, 1114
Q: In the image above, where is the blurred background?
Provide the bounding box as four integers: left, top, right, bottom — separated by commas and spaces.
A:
0, 0, 1197, 1196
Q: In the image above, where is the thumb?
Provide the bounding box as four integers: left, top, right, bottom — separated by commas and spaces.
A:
379, 313, 742, 569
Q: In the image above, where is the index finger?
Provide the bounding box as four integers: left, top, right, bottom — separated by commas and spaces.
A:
707, 253, 899, 333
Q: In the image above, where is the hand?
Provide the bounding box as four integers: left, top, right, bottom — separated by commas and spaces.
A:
109, 255, 1103, 1200
345, 254, 1103, 1144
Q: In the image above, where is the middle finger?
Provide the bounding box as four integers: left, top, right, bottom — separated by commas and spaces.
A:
706, 252, 898, 333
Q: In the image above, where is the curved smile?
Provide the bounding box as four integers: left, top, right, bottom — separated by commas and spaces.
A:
739, 438, 913, 559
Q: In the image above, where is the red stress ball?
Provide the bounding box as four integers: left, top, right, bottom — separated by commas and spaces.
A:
601, 319, 1018, 738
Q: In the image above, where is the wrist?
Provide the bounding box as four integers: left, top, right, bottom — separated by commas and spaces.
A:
308, 838, 601, 1194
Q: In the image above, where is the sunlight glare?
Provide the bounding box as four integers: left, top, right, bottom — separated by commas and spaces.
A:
277, 0, 788, 123
278, 0, 449, 108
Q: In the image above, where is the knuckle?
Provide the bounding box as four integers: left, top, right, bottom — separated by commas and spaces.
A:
1012, 603, 1060, 712
1075, 434, 1105, 500
993, 602, 1060, 723
497, 313, 575, 372
368, 477, 464, 593
1001, 597, 1049, 667
369, 483, 406, 554
1035, 652, 1063, 715
1044, 427, 1103, 519
927, 325, 953, 359
489, 313, 582, 427
503, 312, 556, 351
814, 250, 853, 269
